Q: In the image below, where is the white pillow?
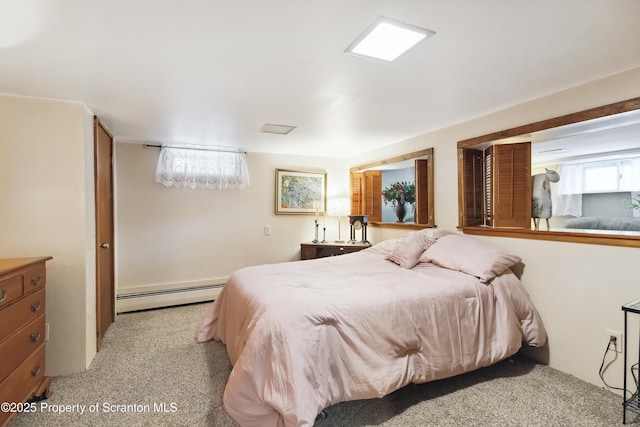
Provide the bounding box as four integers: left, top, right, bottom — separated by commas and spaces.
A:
386, 231, 435, 269
416, 228, 452, 240
421, 234, 521, 283
367, 238, 400, 256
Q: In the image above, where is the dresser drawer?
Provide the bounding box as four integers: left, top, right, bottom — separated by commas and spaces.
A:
0, 315, 45, 383
0, 275, 23, 309
23, 265, 46, 295
0, 289, 45, 343
0, 344, 45, 407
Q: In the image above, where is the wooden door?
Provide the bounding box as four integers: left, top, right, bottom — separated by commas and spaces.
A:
94, 117, 115, 350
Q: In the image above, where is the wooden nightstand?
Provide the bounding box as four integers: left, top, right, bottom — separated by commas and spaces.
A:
300, 242, 371, 260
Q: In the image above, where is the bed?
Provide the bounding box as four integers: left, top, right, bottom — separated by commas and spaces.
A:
197, 230, 547, 427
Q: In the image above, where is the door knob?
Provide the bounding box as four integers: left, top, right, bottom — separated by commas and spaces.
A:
99, 243, 110, 249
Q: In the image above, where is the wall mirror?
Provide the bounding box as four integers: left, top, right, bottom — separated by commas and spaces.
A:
350, 147, 434, 229
457, 97, 640, 247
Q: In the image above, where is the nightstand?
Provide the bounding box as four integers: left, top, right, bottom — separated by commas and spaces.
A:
300, 242, 371, 260
622, 298, 640, 424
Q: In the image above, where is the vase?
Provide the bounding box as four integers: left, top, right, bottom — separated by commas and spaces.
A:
395, 203, 407, 223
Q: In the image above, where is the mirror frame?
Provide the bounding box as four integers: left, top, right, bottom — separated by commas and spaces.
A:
350, 147, 435, 230
456, 97, 640, 248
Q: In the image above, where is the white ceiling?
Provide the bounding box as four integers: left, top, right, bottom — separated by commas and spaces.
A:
1, 1, 639, 158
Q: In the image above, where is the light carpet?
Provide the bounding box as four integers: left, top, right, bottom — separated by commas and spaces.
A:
9, 302, 636, 426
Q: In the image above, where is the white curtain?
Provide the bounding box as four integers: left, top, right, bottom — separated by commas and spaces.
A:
631, 157, 640, 191
555, 163, 583, 217
155, 146, 250, 190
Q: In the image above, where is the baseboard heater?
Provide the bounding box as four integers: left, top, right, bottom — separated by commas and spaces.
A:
116, 283, 224, 313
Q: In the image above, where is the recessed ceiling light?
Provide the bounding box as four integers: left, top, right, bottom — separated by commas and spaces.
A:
345, 16, 435, 62
259, 124, 296, 135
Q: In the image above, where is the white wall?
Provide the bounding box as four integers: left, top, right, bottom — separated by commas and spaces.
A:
0, 93, 96, 376
2, 66, 639, 389
358, 66, 640, 390
115, 143, 350, 300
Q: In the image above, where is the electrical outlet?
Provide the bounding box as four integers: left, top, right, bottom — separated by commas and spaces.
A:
264, 225, 271, 236
604, 328, 623, 353
45, 323, 50, 342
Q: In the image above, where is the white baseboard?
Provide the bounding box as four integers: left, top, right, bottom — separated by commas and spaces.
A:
116, 280, 225, 313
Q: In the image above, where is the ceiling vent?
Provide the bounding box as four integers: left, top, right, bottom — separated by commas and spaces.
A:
259, 124, 296, 135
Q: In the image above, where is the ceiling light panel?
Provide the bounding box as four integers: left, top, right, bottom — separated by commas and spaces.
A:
259, 124, 296, 135
345, 16, 435, 62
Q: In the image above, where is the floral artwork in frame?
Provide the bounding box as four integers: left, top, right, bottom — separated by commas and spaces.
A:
275, 169, 326, 214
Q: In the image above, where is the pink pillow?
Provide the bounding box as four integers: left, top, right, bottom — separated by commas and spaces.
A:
421, 234, 521, 283
386, 231, 435, 269
416, 228, 452, 240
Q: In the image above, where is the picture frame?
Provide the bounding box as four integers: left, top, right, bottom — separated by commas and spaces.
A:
275, 169, 326, 215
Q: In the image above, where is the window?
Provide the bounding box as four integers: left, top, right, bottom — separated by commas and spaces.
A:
457, 97, 640, 248
576, 156, 640, 193
155, 145, 250, 190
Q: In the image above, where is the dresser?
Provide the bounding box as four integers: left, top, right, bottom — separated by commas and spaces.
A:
0, 257, 52, 427
300, 242, 370, 260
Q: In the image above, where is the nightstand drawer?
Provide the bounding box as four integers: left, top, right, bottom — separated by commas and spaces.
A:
317, 246, 361, 257
300, 242, 370, 260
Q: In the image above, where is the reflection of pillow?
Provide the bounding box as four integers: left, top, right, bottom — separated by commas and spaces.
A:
386, 232, 435, 269
421, 234, 521, 283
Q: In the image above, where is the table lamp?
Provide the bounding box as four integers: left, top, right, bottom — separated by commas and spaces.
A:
327, 198, 350, 243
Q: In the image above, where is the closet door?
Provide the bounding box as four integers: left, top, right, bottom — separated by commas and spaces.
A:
94, 117, 115, 350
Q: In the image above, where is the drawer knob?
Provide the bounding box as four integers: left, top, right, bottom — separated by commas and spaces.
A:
30, 332, 41, 343
31, 275, 42, 286
30, 301, 41, 313
0, 289, 6, 302
30, 364, 41, 377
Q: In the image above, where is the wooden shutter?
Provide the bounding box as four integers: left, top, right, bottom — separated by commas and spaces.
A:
415, 158, 434, 225
459, 148, 484, 226
350, 173, 363, 215
363, 171, 382, 221
484, 146, 493, 226
491, 142, 531, 228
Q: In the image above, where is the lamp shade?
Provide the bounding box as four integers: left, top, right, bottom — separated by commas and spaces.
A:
327, 198, 350, 217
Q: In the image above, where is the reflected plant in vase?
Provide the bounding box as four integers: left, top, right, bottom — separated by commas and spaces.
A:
382, 181, 415, 223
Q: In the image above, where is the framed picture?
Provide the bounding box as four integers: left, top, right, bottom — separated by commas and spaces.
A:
275, 169, 326, 215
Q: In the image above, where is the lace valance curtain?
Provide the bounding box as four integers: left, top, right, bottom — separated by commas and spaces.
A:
155, 146, 250, 190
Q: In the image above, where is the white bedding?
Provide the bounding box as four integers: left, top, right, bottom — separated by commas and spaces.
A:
197, 238, 547, 427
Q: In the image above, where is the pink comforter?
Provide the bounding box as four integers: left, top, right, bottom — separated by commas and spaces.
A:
197, 246, 546, 427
